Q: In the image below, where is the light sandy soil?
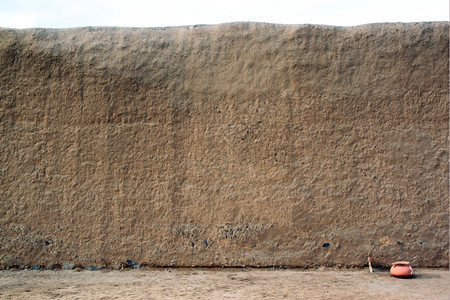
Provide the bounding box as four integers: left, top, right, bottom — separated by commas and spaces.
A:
0, 268, 448, 299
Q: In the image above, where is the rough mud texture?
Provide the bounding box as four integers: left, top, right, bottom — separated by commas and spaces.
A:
0, 22, 448, 269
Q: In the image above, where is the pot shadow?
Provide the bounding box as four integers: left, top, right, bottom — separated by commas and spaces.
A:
410, 273, 441, 279
392, 273, 440, 279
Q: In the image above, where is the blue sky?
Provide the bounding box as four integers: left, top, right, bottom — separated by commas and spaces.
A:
0, 0, 448, 28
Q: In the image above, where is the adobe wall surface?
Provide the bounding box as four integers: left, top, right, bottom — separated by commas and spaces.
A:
0, 22, 448, 268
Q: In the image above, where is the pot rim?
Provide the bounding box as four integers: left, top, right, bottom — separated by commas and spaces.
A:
392, 261, 410, 266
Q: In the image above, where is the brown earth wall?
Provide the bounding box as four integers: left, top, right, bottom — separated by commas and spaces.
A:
0, 22, 448, 268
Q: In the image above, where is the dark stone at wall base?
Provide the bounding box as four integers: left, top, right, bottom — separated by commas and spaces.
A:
125, 260, 140, 269
85, 265, 103, 271
63, 262, 76, 270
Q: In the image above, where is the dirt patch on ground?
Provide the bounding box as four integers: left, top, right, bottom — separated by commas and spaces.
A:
0, 268, 448, 299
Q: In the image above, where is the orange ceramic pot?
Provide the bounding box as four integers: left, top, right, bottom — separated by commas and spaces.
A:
390, 261, 413, 278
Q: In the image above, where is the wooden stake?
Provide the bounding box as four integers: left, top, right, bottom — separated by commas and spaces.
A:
368, 256, 373, 273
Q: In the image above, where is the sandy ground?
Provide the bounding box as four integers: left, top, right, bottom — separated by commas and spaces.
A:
0, 268, 448, 299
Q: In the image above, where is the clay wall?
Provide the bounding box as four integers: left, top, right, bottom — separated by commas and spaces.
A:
0, 22, 448, 268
